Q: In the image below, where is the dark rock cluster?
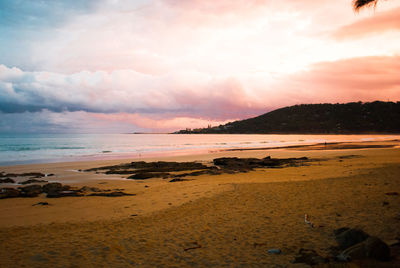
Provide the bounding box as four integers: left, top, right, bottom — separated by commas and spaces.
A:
291, 228, 393, 266
85, 156, 310, 181
0, 182, 135, 199
212, 156, 308, 171
0, 172, 46, 178
0, 178, 15, 183
0, 172, 51, 185
19, 179, 48, 185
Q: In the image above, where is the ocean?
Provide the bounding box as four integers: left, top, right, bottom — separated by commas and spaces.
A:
0, 133, 398, 166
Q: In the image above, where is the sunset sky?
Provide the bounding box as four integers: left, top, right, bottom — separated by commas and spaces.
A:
0, 0, 399, 133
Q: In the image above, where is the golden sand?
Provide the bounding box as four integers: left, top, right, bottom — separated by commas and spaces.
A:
0, 141, 399, 267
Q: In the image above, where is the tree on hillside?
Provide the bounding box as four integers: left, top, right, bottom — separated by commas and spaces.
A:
353, 0, 380, 10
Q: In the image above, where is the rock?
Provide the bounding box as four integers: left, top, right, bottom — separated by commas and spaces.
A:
334, 228, 370, 249
79, 186, 102, 192
385, 192, 399, 196
86, 161, 210, 173
19, 179, 48, 185
88, 191, 135, 197
365, 236, 391, 261
42, 183, 63, 194
291, 248, 327, 265
0, 188, 20, 199
175, 170, 219, 178
213, 156, 309, 171
47, 190, 83, 198
127, 172, 170, 180
86, 157, 310, 180
267, 249, 281, 254
105, 170, 135, 175
333, 227, 349, 235
169, 178, 189, 182
42, 183, 78, 197
1, 172, 46, 178
32, 202, 50, 206
336, 236, 391, 262
0, 178, 15, 183
18, 184, 43, 197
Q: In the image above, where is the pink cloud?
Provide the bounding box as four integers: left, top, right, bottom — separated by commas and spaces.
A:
333, 7, 400, 39
274, 56, 400, 104
90, 112, 233, 132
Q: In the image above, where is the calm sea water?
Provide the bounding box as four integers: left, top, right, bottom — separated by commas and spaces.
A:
0, 133, 398, 166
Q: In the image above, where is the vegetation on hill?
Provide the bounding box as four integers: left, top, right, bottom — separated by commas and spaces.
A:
175, 101, 400, 134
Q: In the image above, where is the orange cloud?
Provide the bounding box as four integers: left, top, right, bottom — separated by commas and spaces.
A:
333, 7, 400, 39
90, 112, 234, 132
275, 56, 400, 104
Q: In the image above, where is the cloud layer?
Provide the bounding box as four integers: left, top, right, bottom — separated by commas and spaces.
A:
0, 0, 400, 132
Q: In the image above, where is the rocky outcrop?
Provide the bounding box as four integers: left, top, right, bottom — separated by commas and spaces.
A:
169, 178, 189, 182
19, 179, 48, 185
42, 183, 63, 195
334, 228, 391, 262
0, 188, 20, 199
213, 156, 308, 171
336, 236, 391, 262
18, 185, 43, 197
86, 161, 210, 173
334, 228, 370, 250
1, 182, 135, 199
0, 172, 45, 178
0, 178, 15, 183
85, 156, 310, 180
127, 172, 170, 180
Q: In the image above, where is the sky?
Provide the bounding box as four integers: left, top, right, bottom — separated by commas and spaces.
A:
0, 0, 399, 133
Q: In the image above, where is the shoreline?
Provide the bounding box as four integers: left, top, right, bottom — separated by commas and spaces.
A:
1, 133, 399, 167
0, 139, 399, 226
1, 139, 399, 169
0, 140, 399, 266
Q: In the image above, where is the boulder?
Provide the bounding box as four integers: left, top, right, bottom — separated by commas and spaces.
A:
334, 228, 370, 249
42, 183, 76, 197
365, 236, 391, 261
79, 186, 102, 192
0, 178, 15, 184
19, 179, 48, 185
337, 236, 391, 262
46, 190, 83, 198
0, 188, 20, 199
42, 183, 63, 194
19, 184, 43, 197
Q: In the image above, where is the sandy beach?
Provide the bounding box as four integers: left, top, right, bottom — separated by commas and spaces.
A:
0, 140, 399, 267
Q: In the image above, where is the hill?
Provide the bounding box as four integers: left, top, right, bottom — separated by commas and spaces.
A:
175, 101, 400, 134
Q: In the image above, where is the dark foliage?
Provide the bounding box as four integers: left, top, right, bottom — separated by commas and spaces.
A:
176, 101, 400, 134
353, 0, 378, 11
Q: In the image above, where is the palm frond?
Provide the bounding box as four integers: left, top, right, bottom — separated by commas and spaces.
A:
353, 0, 378, 11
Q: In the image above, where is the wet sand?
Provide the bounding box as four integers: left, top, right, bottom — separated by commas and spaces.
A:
0, 140, 399, 267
